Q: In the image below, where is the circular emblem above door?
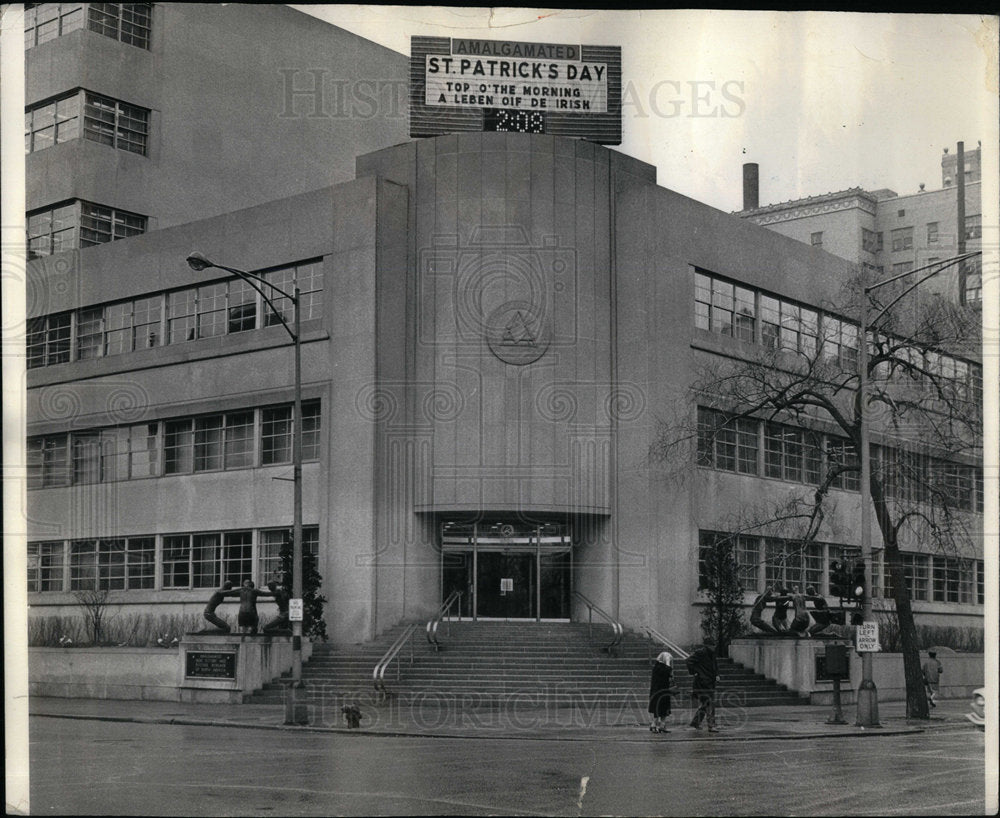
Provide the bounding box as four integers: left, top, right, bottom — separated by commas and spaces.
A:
485, 301, 551, 365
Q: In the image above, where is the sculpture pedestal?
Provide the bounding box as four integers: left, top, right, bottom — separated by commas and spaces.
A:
178, 633, 311, 704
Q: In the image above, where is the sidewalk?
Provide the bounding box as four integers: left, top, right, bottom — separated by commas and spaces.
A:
28, 694, 977, 742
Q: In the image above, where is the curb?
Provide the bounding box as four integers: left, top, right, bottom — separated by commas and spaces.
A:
30, 710, 932, 742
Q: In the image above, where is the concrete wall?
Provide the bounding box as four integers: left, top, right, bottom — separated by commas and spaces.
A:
26, 4, 410, 228
30, 638, 313, 701
730, 638, 984, 704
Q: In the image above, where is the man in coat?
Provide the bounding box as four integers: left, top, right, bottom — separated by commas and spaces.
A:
687, 637, 720, 732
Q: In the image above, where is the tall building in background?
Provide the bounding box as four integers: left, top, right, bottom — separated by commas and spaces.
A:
24, 5, 984, 652
736, 146, 983, 304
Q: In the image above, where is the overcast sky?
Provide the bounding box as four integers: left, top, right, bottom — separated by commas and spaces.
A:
296, 6, 997, 214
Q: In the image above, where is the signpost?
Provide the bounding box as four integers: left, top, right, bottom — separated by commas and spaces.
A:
855, 622, 881, 653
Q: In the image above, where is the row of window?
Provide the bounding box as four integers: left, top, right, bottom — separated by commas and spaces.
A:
27, 200, 147, 259
694, 269, 982, 398
698, 530, 985, 605
698, 407, 860, 490
27, 401, 321, 489
25, 3, 151, 50
697, 407, 983, 512
27, 527, 319, 593
26, 90, 149, 155
878, 218, 982, 253
26, 260, 323, 368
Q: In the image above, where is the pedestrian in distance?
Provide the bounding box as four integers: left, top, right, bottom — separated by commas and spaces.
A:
687, 637, 720, 732
648, 651, 675, 733
202, 580, 234, 632
922, 650, 944, 707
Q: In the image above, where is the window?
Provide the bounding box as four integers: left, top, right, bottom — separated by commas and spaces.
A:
826, 437, 859, 491
261, 401, 322, 464
88, 3, 152, 48
820, 315, 859, 370
892, 261, 914, 276
764, 423, 822, 485
697, 408, 758, 475
931, 557, 962, 603
161, 531, 252, 589
69, 537, 161, 595
264, 260, 325, 326
258, 527, 320, 585
760, 295, 779, 349
810, 232, 823, 246
25, 93, 80, 152
83, 92, 149, 155
876, 232, 884, 252
736, 535, 760, 593
27, 435, 69, 488
227, 279, 257, 334
168, 411, 263, 474
897, 209, 905, 218
891, 227, 913, 252
861, 228, 878, 253
965, 214, 981, 240
28, 542, 65, 592
693, 272, 755, 341
927, 222, 938, 244
26, 312, 71, 367
80, 201, 147, 246
976, 560, 984, 605
27, 203, 78, 258
774, 301, 817, 357
965, 256, 982, 305
24, 3, 84, 48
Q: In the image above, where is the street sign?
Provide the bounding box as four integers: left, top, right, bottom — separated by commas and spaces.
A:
855, 622, 880, 652
289, 598, 304, 622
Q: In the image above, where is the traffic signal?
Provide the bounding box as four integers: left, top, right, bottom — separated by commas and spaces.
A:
830, 560, 849, 600
850, 561, 866, 603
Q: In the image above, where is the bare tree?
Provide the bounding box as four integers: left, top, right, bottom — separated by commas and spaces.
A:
73, 588, 118, 645
651, 272, 982, 719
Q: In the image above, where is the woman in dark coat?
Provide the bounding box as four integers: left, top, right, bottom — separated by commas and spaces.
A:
648, 651, 674, 733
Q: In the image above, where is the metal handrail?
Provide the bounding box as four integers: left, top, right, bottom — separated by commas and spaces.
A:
426, 590, 462, 651
373, 622, 419, 697
642, 625, 690, 660
572, 591, 624, 654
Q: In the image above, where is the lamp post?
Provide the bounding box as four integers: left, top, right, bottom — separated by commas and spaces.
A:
186, 251, 307, 725
856, 250, 981, 727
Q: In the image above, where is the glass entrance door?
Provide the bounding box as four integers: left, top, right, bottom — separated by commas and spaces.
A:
476, 552, 535, 618
440, 520, 573, 621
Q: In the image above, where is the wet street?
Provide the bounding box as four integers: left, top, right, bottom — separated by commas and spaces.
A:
29, 717, 986, 816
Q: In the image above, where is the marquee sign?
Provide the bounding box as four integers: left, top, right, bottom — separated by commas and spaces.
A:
411, 37, 621, 144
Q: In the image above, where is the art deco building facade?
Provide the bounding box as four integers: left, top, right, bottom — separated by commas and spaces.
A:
24, 4, 985, 646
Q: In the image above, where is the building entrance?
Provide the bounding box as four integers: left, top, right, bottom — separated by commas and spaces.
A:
440, 521, 572, 620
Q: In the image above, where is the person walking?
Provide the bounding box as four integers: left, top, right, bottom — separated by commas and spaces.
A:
922, 650, 944, 707
648, 651, 675, 733
687, 637, 720, 732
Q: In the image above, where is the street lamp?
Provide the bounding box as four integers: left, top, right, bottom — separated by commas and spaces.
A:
856, 250, 981, 727
186, 251, 308, 725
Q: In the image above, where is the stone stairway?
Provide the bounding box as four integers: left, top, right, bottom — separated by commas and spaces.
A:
248, 621, 807, 710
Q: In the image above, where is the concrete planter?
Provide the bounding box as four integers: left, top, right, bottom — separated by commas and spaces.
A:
30, 636, 313, 702
730, 637, 983, 704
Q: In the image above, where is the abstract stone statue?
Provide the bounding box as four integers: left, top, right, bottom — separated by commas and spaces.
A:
202, 580, 234, 633
236, 579, 273, 635
262, 581, 292, 634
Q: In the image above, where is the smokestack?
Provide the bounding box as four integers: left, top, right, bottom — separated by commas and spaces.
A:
743, 163, 759, 211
